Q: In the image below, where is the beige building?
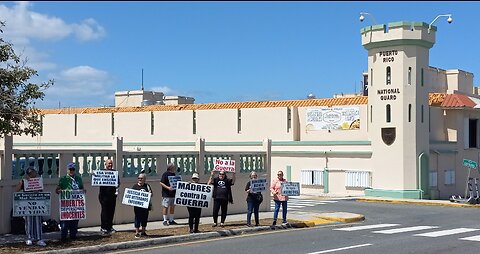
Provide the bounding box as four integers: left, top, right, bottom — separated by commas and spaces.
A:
1, 20, 480, 233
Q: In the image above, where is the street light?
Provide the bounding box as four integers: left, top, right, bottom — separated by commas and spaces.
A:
359, 12, 377, 25
428, 14, 453, 33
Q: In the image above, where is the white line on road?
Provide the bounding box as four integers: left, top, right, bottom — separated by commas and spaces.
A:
306, 243, 372, 254
459, 235, 480, 241
373, 226, 438, 234
333, 223, 399, 231
414, 228, 480, 237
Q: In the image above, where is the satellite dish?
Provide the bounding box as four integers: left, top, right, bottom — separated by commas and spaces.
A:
307, 93, 316, 99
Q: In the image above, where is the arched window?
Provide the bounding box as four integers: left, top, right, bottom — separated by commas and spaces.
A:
370, 68, 373, 87
386, 66, 391, 85
421, 68, 424, 87
386, 104, 391, 123
408, 67, 412, 85
408, 104, 412, 122
421, 105, 424, 123
370, 105, 373, 123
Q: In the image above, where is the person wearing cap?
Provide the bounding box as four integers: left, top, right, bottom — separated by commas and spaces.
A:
159, 163, 177, 226
208, 169, 236, 227
15, 167, 47, 246
55, 162, 85, 242
187, 173, 202, 233
98, 159, 120, 234
245, 171, 263, 227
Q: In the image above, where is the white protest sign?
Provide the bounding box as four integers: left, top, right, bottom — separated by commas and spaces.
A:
213, 158, 235, 172
168, 175, 182, 190
281, 182, 300, 196
122, 188, 152, 209
23, 177, 44, 191
92, 170, 118, 187
174, 181, 213, 208
13, 192, 51, 217
59, 190, 86, 221
250, 178, 267, 193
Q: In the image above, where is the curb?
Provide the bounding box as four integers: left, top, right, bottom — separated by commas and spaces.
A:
356, 198, 480, 208
314, 214, 365, 223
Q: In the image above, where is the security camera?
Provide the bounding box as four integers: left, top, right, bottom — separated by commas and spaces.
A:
447, 16, 453, 23
359, 15, 365, 22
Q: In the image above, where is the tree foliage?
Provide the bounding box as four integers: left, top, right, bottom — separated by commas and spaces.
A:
0, 21, 53, 138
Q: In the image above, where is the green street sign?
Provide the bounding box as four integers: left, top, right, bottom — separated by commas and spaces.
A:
463, 159, 478, 169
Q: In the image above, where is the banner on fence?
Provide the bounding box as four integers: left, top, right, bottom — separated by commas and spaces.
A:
13, 192, 51, 217
91, 170, 118, 187
23, 177, 44, 191
168, 175, 182, 190
174, 181, 213, 208
250, 178, 267, 193
213, 159, 235, 172
281, 182, 300, 196
59, 190, 86, 221
122, 188, 152, 209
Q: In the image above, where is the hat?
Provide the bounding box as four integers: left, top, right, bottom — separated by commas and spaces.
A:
67, 162, 76, 169
192, 173, 199, 179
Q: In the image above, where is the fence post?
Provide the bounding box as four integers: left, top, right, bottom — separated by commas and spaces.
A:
196, 138, 205, 178
1, 135, 13, 180
263, 138, 271, 173
114, 136, 124, 177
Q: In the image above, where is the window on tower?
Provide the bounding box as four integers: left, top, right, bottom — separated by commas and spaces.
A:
386, 67, 391, 85
386, 104, 391, 123
408, 67, 412, 85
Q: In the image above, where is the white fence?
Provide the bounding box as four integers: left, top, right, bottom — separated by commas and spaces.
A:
301, 169, 324, 186
345, 170, 371, 188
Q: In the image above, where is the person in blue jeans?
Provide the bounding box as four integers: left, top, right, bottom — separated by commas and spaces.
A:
245, 171, 263, 227
270, 170, 288, 226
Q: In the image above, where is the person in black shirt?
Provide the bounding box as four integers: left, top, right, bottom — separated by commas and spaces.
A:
132, 173, 152, 238
98, 159, 120, 234
187, 173, 202, 233
245, 171, 263, 227
159, 163, 177, 226
208, 170, 236, 227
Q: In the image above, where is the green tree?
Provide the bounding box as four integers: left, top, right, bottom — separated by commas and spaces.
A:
0, 21, 53, 138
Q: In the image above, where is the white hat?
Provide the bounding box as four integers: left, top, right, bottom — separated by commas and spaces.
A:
192, 173, 199, 179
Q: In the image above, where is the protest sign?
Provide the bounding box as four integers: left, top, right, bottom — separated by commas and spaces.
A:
121, 188, 152, 209
13, 192, 51, 217
250, 178, 267, 193
174, 181, 213, 208
213, 158, 235, 172
23, 177, 44, 191
281, 182, 300, 196
168, 175, 182, 190
59, 190, 86, 221
92, 170, 118, 187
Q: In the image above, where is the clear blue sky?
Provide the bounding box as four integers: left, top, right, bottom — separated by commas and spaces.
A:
1, 1, 478, 108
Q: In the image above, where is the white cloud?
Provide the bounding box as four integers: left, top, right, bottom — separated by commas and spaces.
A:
151, 86, 175, 95
0, 2, 106, 45
46, 66, 112, 98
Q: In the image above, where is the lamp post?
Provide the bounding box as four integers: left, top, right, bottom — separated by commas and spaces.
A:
359, 12, 377, 25
428, 14, 453, 33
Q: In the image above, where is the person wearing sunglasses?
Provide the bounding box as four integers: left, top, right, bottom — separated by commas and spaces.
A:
245, 171, 263, 227
270, 171, 288, 226
208, 170, 236, 227
132, 173, 153, 238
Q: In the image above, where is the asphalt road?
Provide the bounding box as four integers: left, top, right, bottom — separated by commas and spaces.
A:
107, 199, 480, 254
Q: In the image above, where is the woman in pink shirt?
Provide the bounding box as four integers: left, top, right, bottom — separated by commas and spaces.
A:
270, 170, 288, 226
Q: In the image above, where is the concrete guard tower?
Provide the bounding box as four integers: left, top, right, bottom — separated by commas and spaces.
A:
361, 22, 437, 199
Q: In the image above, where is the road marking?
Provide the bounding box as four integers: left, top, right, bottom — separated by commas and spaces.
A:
334, 223, 399, 231
459, 235, 480, 241
414, 228, 480, 237
306, 243, 372, 254
373, 226, 438, 234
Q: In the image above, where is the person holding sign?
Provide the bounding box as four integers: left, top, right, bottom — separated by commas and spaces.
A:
98, 159, 120, 235
159, 163, 177, 226
15, 167, 47, 247
132, 173, 153, 238
245, 171, 263, 227
187, 173, 202, 233
55, 162, 85, 242
270, 170, 288, 226
208, 170, 235, 227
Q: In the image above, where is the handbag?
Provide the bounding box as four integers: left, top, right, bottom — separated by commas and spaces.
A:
255, 193, 263, 203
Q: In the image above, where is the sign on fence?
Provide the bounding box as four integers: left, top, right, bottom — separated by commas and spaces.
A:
168, 175, 182, 190
91, 170, 118, 187
59, 190, 86, 221
23, 177, 44, 191
250, 178, 267, 193
174, 181, 213, 208
122, 188, 152, 209
213, 159, 235, 172
13, 192, 51, 217
281, 182, 300, 196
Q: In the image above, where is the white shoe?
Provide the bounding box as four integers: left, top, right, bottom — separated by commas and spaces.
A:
37, 240, 47, 246
26, 239, 33, 246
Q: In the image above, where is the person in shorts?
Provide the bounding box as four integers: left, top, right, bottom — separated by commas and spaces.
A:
159, 163, 177, 225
